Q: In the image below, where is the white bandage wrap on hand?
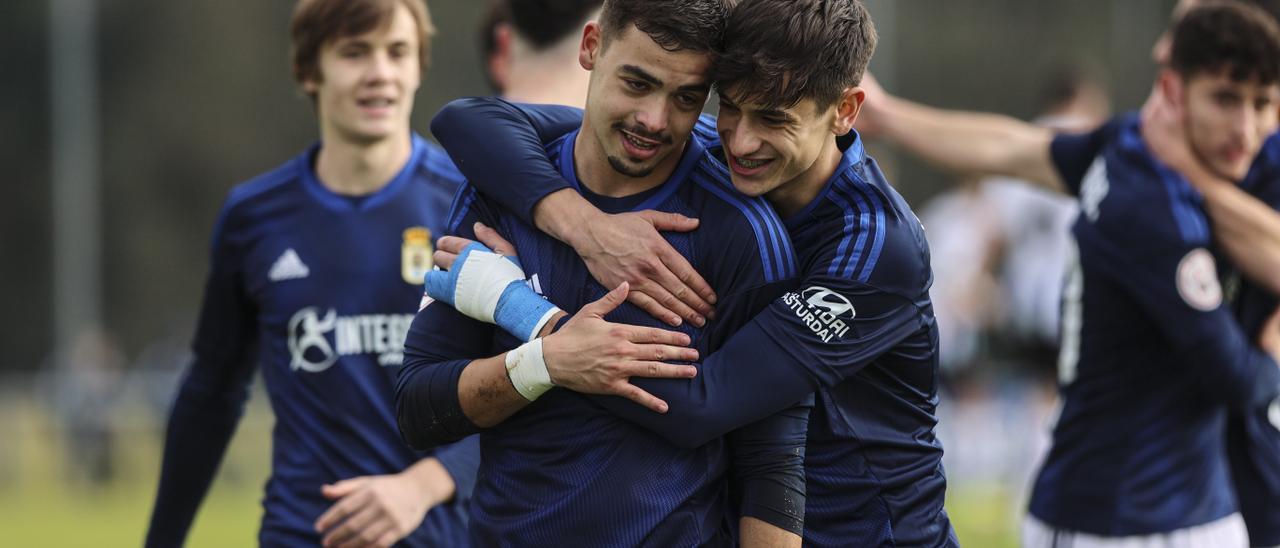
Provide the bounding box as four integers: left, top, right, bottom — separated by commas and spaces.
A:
426, 242, 563, 341
505, 338, 554, 401
453, 249, 527, 324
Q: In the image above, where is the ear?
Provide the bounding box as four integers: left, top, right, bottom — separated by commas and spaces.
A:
1162, 67, 1187, 119
832, 86, 866, 136
579, 21, 602, 71
488, 23, 513, 91
302, 75, 320, 96
1158, 68, 1184, 110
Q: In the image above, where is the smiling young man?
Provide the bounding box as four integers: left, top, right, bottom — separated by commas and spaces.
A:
143, 1, 476, 547
421, 0, 958, 545
395, 0, 810, 545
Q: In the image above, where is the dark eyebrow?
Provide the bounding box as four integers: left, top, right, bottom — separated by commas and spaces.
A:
620, 65, 663, 87
677, 82, 711, 95
620, 64, 709, 95
759, 108, 797, 123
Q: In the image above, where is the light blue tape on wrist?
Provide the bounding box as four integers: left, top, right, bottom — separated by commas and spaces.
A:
494, 280, 558, 341
425, 242, 491, 305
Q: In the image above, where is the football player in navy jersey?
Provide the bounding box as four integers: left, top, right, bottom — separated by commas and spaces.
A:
396, 0, 811, 546
853, 2, 1280, 546
417, 0, 958, 545
144, 1, 477, 547
1146, 59, 1280, 548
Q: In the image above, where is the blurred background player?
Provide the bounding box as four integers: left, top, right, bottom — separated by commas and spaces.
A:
479, 0, 603, 107
857, 1, 1280, 545
922, 65, 1110, 513
143, 1, 477, 546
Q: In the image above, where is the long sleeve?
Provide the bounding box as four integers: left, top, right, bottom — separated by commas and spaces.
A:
1087, 218, 1280, 410
395, 302, 494, 449
727, 394, 812, 535
145, 205, 259, 548
586, 273, 923, 449
430, 97, 582, 223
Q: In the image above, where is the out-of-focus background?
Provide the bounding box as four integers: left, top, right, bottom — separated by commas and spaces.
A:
1, 1, 1177, 546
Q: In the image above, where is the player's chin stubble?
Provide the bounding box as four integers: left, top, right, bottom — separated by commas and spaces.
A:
607, 154, 657, 178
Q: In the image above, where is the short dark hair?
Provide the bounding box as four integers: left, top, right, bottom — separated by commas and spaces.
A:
1170, 1, 1280, 84
598, 0, 726, 53
509, 0, 604, 50
712, 0, 877, 111
291, 0, 435, 87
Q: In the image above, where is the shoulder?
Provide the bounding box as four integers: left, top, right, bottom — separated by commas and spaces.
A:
413, 137, 466, 191
685, 154, 796, 283
1085, 129, 1210, 249
1050, 113, 1129, 193
816, 153, 931, 294
217, 150, 308, 237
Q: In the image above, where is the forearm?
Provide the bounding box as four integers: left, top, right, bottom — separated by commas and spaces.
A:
589, 319, 822, 448
430, 97, 581, 223
1189, 335, 1280, 411
877, 96, 1061, 191
1202, 182, 1280, 294
530, 188, 608, 250
457, 353, 533, 427
740, 517, 802, 548
396, 353, 532, 448
145, 379, 245, 548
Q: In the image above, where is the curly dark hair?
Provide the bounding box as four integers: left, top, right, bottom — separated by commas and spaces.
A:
1171, 1, 1280, 84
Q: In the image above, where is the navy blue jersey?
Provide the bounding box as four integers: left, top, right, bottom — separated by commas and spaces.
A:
1226, 132, 1280, 547
147, 135, 476, 547
398, 130, 807, 546
428, 98, 957, 547
1034, 115, 1280, 535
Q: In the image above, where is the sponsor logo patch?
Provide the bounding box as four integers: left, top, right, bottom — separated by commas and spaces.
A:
781, 286, 855, 343
287, 307, 415, 373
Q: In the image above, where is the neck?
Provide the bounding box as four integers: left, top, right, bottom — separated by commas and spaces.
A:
767, 138, 843, 219
572, 121, 682, 198
502, 40, 590, 108
314, 130, 413, 196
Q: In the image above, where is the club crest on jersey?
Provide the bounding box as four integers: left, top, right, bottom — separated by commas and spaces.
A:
402, 227, 433, 285
782, 286, 855, 343
287, 307, 415, 373
1175, 248, 1222, 312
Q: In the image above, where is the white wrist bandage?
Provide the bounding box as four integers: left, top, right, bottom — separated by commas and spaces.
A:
455, 250, 527, 323
505, 338, 554, 401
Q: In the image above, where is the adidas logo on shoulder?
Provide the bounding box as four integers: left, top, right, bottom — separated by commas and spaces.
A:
269, 248, 310, 282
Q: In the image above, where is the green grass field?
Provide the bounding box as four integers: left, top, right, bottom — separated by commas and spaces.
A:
0, 397, 1019, 547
